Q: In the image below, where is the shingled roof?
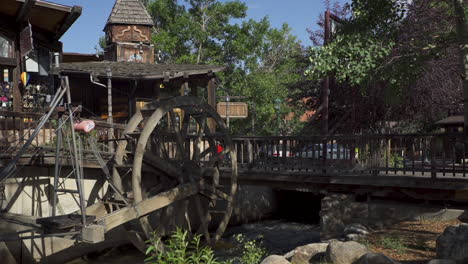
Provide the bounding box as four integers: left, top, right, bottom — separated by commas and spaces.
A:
54, 61, 225, 80
106, 0, 154, 27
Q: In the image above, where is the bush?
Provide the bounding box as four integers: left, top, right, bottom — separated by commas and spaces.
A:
145, 228, 231, 264
233, 234, 266, 264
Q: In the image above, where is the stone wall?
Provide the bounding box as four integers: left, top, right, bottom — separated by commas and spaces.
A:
320, 193, 465, 240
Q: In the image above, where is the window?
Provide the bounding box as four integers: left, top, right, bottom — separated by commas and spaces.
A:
0, 34, 13, 58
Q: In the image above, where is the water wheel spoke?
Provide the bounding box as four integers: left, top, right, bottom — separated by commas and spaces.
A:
180, 112, 190, 139
143, 152, 183, 181
199, 147, 214, 159
194, 195, 211, 241
200, 188, 231, 202
193, 115, 206, 163
169, 110, 185, 159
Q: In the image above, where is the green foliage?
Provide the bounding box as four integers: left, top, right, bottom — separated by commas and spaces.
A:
233, 234, 266, 264
145, 229, 231, 264
380, 235, 407, 254
383, 151, 404, 168
147, 0, 307, 135
307, 33, 395, 86
306, 0, 405, 87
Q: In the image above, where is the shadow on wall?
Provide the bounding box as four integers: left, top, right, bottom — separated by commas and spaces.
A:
230, 185, 278, 226
274, 190, 324, 224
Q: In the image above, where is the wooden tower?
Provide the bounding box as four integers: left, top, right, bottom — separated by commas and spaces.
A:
104, 0, 155, 63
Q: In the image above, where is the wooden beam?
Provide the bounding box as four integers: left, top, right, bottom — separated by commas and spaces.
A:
98, 183, 199, 231
0, 57, 16, 67
55, 6, 82, 40
16, 0, 37, 22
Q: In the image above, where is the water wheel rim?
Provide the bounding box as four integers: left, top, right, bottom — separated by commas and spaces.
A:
113, 96, 237, 246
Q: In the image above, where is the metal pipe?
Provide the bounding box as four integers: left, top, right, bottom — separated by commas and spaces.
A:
53, 52, 60, 68
64, 77, 87, 226
52, 113, 63, 217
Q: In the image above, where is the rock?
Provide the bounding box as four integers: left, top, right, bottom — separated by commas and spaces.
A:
436, 224, 468, 261
284, 243, 328, 264
344, 224, 369, 236
427, 260, 456, 264
260, 255, 290, 264
354, 252, 400, 264
458, 211, 468, 223
345, 233, 363, 241
326, 241, 368, 264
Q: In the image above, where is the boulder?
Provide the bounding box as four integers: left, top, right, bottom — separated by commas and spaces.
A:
354, 252, 400, 264
426, 260, 456, 264
457, 210, 468, 223
260, 255, 290, 264
326, 241, 368, 264
436, 224, 468, 261
344, 224, 369, 236
284, 243, 328, 264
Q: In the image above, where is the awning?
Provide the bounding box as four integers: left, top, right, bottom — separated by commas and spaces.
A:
1, 0, 82, 40
53, 61, 226, 80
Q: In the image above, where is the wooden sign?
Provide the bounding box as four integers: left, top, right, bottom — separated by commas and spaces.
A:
217, 102, 248, 119
20, 23, 33, 57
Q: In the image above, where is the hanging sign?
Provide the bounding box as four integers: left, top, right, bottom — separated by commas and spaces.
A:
20, 72, 30, 86
20, 23, 34, 57
217, 102, 248, 119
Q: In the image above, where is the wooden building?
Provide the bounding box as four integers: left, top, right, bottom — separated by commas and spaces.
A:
0, 0, 81, 112
103, 0, 155, 63
55, 62, 224, 122
55, 0, 224, 124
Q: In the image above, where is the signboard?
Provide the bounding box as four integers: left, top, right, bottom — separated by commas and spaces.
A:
325, 11, 344, 43
25, 51, 39, 73
20, 23, 33, 58
217, 102, 248, 119
330, 16, 342, 40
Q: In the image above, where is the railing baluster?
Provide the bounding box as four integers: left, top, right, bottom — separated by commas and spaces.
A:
412, 137, 415, 176
453, 136, 456, 177
463, 137, 466, 178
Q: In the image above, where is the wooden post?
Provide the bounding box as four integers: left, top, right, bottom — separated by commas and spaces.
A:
207, 77, 217, 132
12, 40, 22, 112
106, 69, 114, 152
431, 137, 437, 179
322, 11, 331, 135
453, 0, 468, 134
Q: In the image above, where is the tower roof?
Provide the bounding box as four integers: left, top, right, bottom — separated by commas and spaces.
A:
106, 0, 154, 27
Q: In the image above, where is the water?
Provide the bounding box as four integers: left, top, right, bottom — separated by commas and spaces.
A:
66, 220, 320, 264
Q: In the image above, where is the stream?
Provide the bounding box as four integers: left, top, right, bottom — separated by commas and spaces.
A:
66, 220, 320, 264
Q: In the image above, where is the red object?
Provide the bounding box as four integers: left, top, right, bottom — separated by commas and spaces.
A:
216, 144, 223, 153
74, 120, 95, 133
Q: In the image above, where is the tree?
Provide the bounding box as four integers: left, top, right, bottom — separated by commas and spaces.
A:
147, 0, 307, 135
306, 0, 463, 133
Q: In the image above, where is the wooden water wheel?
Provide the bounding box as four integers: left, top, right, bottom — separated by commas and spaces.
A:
112, 96, 237, 248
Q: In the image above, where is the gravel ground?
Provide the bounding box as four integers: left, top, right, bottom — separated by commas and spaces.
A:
363, 219, 461, 264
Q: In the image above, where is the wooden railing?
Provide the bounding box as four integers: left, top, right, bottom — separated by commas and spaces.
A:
0, 111, 126, 156
230, 133, 468, 179
1, 110, 467, 182
0, 110, 56, 152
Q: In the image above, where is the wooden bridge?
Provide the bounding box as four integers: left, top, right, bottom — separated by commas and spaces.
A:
1, 110, 468, 201
1, 104, 468, 263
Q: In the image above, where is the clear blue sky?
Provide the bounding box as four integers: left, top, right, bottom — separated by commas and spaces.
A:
51, 0, 346, 54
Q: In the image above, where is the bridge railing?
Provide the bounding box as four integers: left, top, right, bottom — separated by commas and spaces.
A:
231, 133, 468, 179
